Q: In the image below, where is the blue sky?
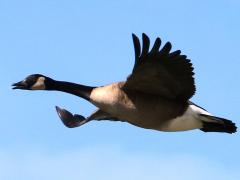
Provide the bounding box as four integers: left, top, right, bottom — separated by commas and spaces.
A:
1, 0, 240, 179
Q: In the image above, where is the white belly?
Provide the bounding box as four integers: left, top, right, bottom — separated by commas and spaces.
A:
160, 105, 211, 132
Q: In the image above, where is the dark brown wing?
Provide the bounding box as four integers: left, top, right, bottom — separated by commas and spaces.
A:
123, 33, 195, 101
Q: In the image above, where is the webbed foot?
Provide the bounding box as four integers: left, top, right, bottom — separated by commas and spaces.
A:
55, 106, 90, 128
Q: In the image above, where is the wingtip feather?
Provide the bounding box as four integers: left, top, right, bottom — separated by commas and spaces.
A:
142, 33, 150, 56
150, 37, 161, 53
132, 33, 141, 58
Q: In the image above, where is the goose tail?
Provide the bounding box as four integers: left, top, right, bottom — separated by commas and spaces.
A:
199, 114, 237, 134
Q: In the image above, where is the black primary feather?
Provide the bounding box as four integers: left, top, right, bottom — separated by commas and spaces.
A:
141, 33, 150, 57
132, 34, 141, 67
150, 37, 161, 54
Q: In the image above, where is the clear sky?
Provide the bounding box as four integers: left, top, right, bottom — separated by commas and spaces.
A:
0, 0, 240, 179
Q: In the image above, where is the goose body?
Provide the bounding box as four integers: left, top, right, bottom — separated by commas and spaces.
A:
90, 82, 187, 131
12, 33, 237, 133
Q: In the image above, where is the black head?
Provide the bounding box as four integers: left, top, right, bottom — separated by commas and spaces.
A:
12, 74, 54, 90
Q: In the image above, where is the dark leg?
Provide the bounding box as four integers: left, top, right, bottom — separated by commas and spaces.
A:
55, 106, 90, 128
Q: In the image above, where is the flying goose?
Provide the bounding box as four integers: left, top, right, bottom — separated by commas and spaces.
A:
12, 33, 237, 133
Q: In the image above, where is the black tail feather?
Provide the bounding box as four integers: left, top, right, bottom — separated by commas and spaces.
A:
200, 114, 237, 134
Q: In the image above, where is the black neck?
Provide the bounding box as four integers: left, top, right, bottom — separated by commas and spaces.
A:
50, 80, 95, 101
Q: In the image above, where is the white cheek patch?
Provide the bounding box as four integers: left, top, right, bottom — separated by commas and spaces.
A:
31, 77, 46, 90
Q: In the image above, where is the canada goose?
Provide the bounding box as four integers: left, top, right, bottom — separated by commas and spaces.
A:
12, 33, 237, 133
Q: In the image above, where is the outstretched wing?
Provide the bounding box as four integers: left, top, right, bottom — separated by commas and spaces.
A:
87, 109, 125, 122
56, 106, 124, 128
123, 33, 195, 101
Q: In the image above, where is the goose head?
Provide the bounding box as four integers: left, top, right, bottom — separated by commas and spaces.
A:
12, 74, 54, 90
